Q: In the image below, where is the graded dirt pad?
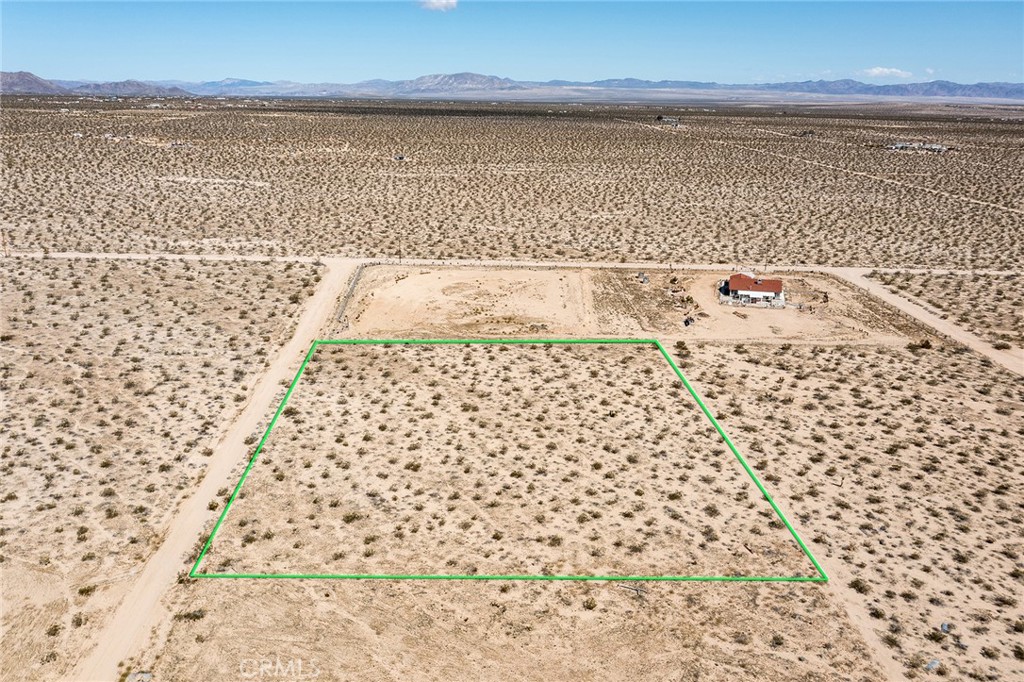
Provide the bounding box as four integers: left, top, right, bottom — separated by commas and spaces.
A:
338, 266, 601, 338
681, 342, 1023, 680
334, 265, 910, 345
0, 257, 321, 680
196, 342, 818, 579
868, 271, 1024, 349
3, 98, 1022, 268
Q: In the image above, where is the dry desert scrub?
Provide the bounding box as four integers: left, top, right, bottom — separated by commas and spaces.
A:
684, 341, 1023, 680
868, 271, 1023, 349
0, 257, 320, 679
198, 342, 816, 579
150, 344, 890, 682
2, 98, 1021, 268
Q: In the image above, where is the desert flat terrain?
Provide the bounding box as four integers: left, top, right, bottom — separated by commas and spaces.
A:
197, 342, 818, 580
141, 263, 1019, 682
0, 257, 320, 679
682, 342, 1023, 680
2, 98, 1022, 268
334, 265, 913, 346
0, 98, 1021, 682
868, 271, 1023, 349
150, 578, 884, 681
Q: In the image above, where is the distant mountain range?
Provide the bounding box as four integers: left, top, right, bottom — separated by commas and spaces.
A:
2, 70, 1022, 101
1, 72, 192, 97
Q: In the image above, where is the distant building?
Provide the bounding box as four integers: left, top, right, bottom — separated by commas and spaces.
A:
656, 115, 679, 124
721, 273, 785, 307
886, 142, 948, 153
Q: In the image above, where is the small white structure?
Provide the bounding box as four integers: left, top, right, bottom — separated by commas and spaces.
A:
886, 142, 948, 153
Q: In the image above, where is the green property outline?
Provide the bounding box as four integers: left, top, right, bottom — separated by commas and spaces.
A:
190, 339, 828, 583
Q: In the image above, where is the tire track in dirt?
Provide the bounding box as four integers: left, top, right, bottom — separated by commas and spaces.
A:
71, 258, 359, 681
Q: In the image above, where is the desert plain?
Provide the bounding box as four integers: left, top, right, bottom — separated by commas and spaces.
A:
0, 96, 1022, 682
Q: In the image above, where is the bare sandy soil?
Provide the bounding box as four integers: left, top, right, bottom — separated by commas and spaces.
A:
3, 99, 1022, 268
335, 265, 913, 346
198, 342, 817, 579
867, 271, 1023, 349
150, 580, 884, 681
0, 99, 1020, 682
131, 264, 1019, 682
680, 341, 1024, 681
0, 258, 320, 679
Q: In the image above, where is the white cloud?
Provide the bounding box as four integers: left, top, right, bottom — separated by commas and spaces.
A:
860, 66, 913, 79
925, 68, 936, 76
420, 0, 458, 10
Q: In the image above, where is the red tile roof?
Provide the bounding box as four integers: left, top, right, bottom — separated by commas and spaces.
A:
729, 273, 783, 294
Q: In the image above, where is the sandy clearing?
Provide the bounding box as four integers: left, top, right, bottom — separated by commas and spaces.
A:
337, 266, 911, 349
674, 271, 908, 345
342, 267, 599, 338
70, 259, 359, 681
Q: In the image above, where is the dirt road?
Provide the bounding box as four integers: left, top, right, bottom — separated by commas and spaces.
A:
5, 249, 1017, 680
10, 251, 1022, 376
834, 267, 1023, 374
70, 259, 359, 681
13, 250, 1017, 277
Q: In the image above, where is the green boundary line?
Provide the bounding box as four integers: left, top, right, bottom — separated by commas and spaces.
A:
190, 339, 828, 583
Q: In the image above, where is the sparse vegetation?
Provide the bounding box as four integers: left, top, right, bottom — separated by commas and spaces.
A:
200, 343, 816, 580
0, 257, 319, 678
871, 272, 1023, 349
3, 100, 1020, 268
1, 98, 1020, 682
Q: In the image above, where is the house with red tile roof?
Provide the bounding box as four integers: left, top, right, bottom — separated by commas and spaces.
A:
722, 273, 785, 307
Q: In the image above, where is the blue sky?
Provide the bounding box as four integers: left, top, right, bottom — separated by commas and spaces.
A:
1, 1, 1021, 84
